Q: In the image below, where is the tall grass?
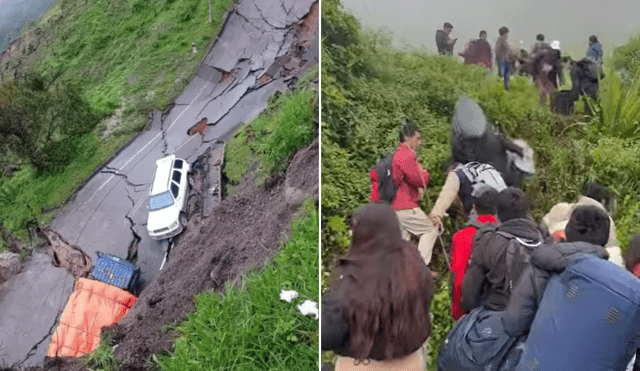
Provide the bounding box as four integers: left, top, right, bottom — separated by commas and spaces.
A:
154, 203, 319, 370
225, 74, 318, 187
588, 65, 640, 139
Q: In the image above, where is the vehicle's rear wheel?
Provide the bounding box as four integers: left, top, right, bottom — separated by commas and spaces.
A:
179, 212, 188, 229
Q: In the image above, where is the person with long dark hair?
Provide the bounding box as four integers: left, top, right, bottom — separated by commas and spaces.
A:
321, 203, 435, 370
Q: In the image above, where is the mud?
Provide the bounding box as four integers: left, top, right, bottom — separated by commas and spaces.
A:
39, 229, 91, 279
187, 117, 209, 136
100, 137, 318, 370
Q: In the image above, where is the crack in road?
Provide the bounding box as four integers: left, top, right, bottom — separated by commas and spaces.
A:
281, 0, 292, 17
124, 215, 141, 262
14, 310, 62, 368
99, 170, 148, 191
253, 3, 289, 30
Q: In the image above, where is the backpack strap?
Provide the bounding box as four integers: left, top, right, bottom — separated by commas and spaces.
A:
495, 230, 544, 248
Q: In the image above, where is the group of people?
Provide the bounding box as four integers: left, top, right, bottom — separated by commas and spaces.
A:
435, 22, 605, 112
321, 97, 640, 371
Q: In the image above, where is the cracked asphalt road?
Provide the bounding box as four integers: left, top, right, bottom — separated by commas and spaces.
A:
0, 0, 318, 366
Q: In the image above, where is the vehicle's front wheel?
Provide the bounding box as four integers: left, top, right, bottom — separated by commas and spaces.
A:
179, 212, 188, 229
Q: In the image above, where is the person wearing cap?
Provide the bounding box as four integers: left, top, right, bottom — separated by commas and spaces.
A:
461, 188, 546, 313
436, 22, 457, 56
503, 205, 611, 336
541, 182, 623, 267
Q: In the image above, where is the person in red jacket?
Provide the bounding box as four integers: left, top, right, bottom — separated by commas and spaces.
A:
450, 187, 499, 321
392, 120, 437, 267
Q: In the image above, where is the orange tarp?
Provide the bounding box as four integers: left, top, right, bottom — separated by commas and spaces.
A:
47, 278, 137, 358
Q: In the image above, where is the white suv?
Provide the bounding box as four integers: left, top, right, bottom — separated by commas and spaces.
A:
146, 155, 191, 240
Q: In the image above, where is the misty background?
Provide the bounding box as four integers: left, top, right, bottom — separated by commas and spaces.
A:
342, 0, 640, 61
0, 0, 59, 52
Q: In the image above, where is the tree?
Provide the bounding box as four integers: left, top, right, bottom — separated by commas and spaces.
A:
0, 72, 97, 173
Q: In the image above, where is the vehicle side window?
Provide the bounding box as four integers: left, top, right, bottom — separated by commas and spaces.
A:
172, 170, 181, 183
171, 183, 179, 198
173, 159, 183, 169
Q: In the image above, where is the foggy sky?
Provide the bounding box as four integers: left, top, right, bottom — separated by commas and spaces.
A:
341, 0, 640, 60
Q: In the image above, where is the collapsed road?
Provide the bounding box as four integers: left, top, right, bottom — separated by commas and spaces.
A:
0, 0, 318, 366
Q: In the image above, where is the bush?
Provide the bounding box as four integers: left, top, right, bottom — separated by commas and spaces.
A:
321, 2, 640, 370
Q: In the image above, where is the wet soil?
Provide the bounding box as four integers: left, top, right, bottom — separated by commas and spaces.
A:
7, 137, 317, 371
103, 137, 318, 370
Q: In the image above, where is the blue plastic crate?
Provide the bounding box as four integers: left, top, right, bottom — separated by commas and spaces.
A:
91, 252, 140, 293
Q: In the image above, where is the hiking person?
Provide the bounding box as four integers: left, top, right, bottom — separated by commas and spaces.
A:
495, 26, 512, 91
570, 57, 601, 114
476, 31, 493, 71
503, 205, 611, 336
586, 35, 603, 70
541, 182, 623, 267
530, 46, 563, 108
450, 97, 533, 188
450, 188, 499, 321
428, 162, 506, 230
502, 205, 640, 371
461, 188, 545, 313
530, 34, 550, 56
391, 120, 439, 268
459, 31, 493, 71
436, 22, 457, 56
321, 203, 434, 371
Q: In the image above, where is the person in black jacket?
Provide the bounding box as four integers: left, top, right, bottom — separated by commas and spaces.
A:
461, 188, 545, 313
451, 97, 527, 187
570, 58, 601, 115
321, 203, 434, 370
502, 205, 610, 336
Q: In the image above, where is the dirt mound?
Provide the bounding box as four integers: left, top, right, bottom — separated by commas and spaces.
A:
40, 228, 92, 279
99, 137, 318, 369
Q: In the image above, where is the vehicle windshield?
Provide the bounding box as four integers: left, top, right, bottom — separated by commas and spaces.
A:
148, 191, 174, 211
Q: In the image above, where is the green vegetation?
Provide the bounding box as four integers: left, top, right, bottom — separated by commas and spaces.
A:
587, 64, 640, 140
321, 1, 640, 369
81, 333, 121, 371
154, 203, 319, 370
612, 34, 640, 79
224, 70, 318, 190
0, 0, 235, 251
0, 134, 128, 242
0, 73, 97, 173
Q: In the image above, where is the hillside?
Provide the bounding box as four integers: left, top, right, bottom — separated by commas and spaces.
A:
321, 0, 640, 369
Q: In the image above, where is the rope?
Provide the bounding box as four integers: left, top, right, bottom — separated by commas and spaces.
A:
438, 234, 451, 272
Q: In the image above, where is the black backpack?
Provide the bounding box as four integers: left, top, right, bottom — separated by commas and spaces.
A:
474, 226, 543, 294
371, 153, 397, 203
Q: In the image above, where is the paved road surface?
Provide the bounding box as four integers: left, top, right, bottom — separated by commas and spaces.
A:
0, 0, 318, 366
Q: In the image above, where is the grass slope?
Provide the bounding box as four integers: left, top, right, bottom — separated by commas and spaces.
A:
0, 0, 235, 250
225, 69, 318, 192
155, 203, 318, 370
